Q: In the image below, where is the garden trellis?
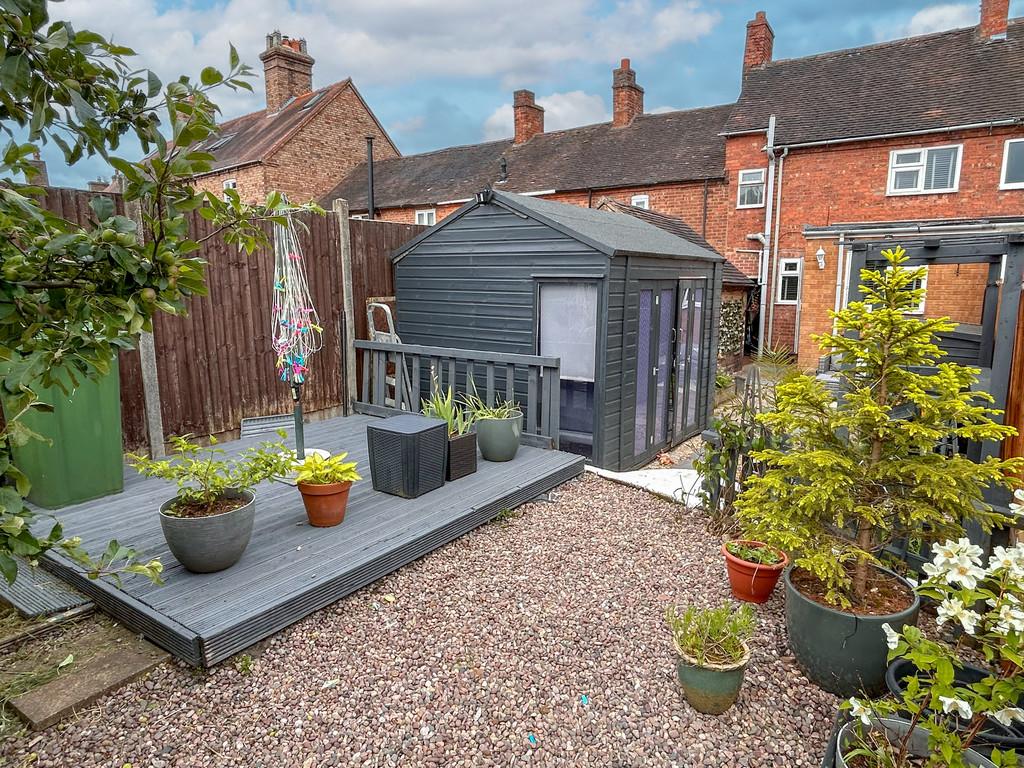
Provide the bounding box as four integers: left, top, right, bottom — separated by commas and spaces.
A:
272, 213, 323, 458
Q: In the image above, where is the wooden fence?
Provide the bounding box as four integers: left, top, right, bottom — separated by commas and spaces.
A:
38, 187, 424, 453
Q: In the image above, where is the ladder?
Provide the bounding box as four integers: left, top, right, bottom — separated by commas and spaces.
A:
366, 302, 412, 409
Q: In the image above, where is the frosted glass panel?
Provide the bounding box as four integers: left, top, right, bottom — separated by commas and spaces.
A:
539, 283, 598, 382
634, 290, 652, 455
655, 288, 674, 443
686, 286, 704, 427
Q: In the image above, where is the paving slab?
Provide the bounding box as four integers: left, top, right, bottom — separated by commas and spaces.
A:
11, 626, 168, 730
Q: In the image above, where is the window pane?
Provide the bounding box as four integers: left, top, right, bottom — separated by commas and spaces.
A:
739, 169, 764, 183
893, 150, 922, 166
1005, 142, 1024, 185
686, 287, 704, 426
739, 183, 764, 206
892, 169, 920, 191
634, 290, 652, 455
539, 283, 597, 381
631, 195, 649, 209
780, 274, 799, 302
924, 147, 957, 190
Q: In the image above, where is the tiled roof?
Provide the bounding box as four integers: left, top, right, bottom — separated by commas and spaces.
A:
597, 198, 754, 286
724, 19, 1024, 145
193, 80, 397, 174
324, 104, 734, 209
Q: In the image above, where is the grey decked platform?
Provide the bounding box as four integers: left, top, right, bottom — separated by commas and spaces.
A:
40, 414, 584, 667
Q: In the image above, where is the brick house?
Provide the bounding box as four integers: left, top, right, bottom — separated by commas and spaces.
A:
722, 2, 1024, 367
323, 59, 735, 256
188, 31, 399, 204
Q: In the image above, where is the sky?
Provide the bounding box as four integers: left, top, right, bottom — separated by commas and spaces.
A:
45, 0, 1024, 189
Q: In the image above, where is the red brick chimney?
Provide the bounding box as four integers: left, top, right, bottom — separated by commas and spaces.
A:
513, 90, 544, 144
259, 30, 314, 112
743, 11, 774, 72
612, 58, 644, 128
980, 0, 1009, 38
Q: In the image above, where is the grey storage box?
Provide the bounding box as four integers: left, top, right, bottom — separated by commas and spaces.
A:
366, 414, 448, 498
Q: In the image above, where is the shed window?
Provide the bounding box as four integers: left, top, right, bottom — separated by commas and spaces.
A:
887, 145, 961, 195
1001, 139, 1024, 189
415, 209, 436, 226
736, 169, 765, 208
777, 258, 801, 304
630, 194, 650, 209
539, 283, 597, 381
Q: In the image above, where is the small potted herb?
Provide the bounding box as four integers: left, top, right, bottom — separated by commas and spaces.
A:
665, 602, 755, 715
463, 394, 522, 463
722, 539, 788, 604
295, 452, 361, 527
422, 386, 477, 480
129, 434, 293, 573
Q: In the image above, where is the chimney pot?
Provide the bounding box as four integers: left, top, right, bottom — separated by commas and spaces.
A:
259, 30, 315, 112
513, 89, 544, 144
612, 58, 644, 128
980, 0, 1009, 38
743, 10, 774, 73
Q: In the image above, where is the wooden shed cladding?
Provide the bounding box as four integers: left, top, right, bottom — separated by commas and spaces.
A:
393, 191, 723, 471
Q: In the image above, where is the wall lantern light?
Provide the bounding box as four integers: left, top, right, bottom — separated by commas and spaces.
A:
815, 246, 826, 270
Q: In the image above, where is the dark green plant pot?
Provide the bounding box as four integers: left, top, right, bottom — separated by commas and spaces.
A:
837, 717, 995, 768
675, 644, 750, 715
475, 412, 522, 462
785, 565, 919, 697
159, 489, 255, 573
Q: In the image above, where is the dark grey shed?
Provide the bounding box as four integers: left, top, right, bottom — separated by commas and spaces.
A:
391, 189, 724, 471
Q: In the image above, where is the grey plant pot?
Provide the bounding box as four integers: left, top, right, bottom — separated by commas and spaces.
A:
837, 717, 995, 768
159, 489, 256, 573
785, 564, 920, 697
475, 412, 523, 462
675, 643, 750, 715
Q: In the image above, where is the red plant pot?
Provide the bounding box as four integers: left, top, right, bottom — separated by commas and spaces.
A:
297, 481, 353, 528
722, 540, 789, 604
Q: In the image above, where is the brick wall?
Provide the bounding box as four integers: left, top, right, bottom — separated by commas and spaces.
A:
370, 178, 731, 254
723, 125, 1024, 367
193, 164, 266, 204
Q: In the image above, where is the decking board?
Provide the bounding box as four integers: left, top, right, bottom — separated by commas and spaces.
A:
40, 413, 583, 666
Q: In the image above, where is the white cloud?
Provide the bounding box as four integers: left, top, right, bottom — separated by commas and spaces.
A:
649, 105, 680, 114
483, 90, 610, 140
881, 3, 977, 40
59, 0, 721, 121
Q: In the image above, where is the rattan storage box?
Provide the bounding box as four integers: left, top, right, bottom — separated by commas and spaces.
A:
366, 414, 448, 498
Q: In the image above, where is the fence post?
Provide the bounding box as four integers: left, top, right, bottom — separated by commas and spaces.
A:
333, 198, 358, 416
120, 178, 165, 457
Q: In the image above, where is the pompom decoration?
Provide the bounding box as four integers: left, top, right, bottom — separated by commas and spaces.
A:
271, 215, 323, 384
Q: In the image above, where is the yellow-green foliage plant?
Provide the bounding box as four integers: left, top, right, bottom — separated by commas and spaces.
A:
734, 246, 1023, 609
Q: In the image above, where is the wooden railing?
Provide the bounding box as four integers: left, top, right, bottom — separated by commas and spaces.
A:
353, 340, 561, 449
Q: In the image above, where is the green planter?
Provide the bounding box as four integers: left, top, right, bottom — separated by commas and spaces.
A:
785, 565, 919, 697
475, 412, 522, 462
2, 358, 124, 509
675, 644, 750, 715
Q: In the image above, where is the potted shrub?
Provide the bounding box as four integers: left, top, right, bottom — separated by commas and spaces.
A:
130, 434, 293, 573
842, 536, 1024, 765
422, 386, 477, 481
665, 602, 754, 715
295, 452, 361, 527
836, 716, 996, 768
734, 246, 1022, 697
464, 394, 522, 463
722, 540, 788, 604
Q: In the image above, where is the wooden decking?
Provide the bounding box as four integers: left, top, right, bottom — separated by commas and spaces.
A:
40, 413, 584, 667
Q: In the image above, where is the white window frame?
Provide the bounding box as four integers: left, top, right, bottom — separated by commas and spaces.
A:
1000, 138, 1024, 190
736, 168, 766, 209
776, 258, 801, 304
415, 208, 436, 226
630, 194, 650, 209
886, 144, 962, 196
888, 265, 928, 314
222, 178, 237, 200
349, 213, 368, 220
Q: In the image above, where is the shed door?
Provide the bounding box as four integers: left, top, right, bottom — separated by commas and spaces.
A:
633, 281, 677, 462
673, 278, 707, 439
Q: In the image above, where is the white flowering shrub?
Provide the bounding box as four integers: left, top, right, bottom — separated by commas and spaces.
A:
845, 531, 1024, 767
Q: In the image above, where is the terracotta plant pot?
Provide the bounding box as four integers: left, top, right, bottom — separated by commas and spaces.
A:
297, 481, 353, 527
722, 540, 789, 604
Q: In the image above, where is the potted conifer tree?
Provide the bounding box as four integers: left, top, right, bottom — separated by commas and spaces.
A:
734, 246, 1022, 697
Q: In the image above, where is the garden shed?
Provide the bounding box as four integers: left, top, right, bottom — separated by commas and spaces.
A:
391, 189, 724, 471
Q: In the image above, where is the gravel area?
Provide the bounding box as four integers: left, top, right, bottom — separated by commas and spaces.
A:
3, 474, 838, 767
